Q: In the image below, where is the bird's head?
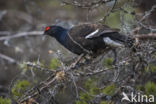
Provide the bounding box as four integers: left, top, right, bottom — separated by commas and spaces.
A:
43, 25, 66, 37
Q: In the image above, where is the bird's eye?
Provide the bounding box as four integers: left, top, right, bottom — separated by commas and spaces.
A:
45, 26, 50, 31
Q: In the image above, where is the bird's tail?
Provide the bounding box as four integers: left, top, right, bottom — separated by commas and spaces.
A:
104, 32, 135, 48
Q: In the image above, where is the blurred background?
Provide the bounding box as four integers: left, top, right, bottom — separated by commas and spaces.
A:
0, 0, 156, 104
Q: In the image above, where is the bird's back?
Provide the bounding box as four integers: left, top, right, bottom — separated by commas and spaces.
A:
65, 23, 121, 54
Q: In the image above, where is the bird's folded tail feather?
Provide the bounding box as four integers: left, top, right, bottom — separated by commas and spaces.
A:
106, 32, 135, 48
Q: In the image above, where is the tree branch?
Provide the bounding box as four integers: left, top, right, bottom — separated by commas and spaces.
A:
0, 53, 18, 64
0, 31, 43, 41
60, 0, 113, 9
134, 33, 156, 39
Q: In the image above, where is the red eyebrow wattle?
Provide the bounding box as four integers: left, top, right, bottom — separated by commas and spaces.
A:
46, 27, 50, 31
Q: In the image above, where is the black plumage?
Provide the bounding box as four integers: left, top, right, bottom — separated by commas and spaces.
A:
44, 23, 134, 55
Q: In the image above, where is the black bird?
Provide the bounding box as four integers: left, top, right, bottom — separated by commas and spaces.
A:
44, 23, 134, 56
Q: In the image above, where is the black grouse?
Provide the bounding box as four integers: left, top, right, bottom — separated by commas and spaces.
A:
44, 23, 134, 55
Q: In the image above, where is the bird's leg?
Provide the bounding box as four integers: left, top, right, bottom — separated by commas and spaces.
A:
92, 47, 111, 64
112, 49, 117, 65
70, 53, 85, 68
81, 54, 92, 65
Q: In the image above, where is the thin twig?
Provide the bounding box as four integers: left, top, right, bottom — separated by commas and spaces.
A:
137, 5, 156, 32
99, 0, 118, 22
139, 5, 156, 23
0, 31, 43, 41
70, 73, 79, 98
61, 0, 113, 9
0, 53, 18, 64
26, 62, 53, 73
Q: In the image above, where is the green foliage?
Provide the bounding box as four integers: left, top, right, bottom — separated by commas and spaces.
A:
119, 3, 135, 33
122, 5, 135, 22
117, 0, 130, 8
85, 78, 96, 89
145, 64, 156, 72
49, 58, 61, 69
64, 5, 73, 11
85, 78, 101, 94
76, 91, 93, 103
79, 80, 116, 103
150, 64, 156, 72
105, 3, 135, 32
105, 11, 121, 28
80, 93, 93, 102
145, 81, 156, 96
101, 101, 114, 104
103, 58, 113, 69
90, 87, 101, 95
76, 78, 99, 103
12, 80, 31, 98
136, 85, 144, 91
76, 100, 87, 104
46, 0, 60, 8
103, 84, 116, 96
0, 97, 11, 104
145, 66, 150, 72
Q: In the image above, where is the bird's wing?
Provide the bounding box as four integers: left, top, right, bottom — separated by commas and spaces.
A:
85, 25, 120, 39
69, 23, 119, 39
67, 23, 107, 52
69, 23, 98, 38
